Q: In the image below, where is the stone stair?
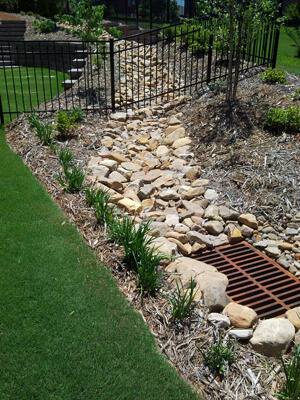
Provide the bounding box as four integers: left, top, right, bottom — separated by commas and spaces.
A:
0, 19, 26, 42
0, 44, 17, 68
62, 50, 87, 90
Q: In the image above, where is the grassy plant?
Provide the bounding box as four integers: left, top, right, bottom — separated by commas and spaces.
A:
274, 345, 300, 400
260, 68, 287, 84
265, 106, 300, 133
35, 121, 53, 146
27, 112, 40, 129
93, 189, 116, 226
55, 148, 84, 193
199, 335, 238, 377
167, 278, 199, 320
85, 186, 100, 207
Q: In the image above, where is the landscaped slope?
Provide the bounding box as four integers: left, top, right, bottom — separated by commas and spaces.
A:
0, 128, 199, 400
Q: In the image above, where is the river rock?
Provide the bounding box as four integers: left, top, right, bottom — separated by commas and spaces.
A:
207, 313, 231, 329
202, 286, 230, 312
223, 303, 258, 328
228, 329, 253, 340
250, 318, 295, 356
238, 213, 258, 229
285, 306, 300, 329
204, 221, 224, 235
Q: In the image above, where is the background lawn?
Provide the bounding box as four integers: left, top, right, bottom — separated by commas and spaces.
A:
276, 27, 300, 76
0, 127, 200, 400
0, 67, 68, 123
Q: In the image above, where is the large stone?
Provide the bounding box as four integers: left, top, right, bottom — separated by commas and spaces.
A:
204, 205, 220, 220
117, 198, 142, 213
96, 177, 124, 192
238, 213, 258, 229
151, 237, 177, 257
191, 179, 210, 187
143, 169, 163, 183
204, 221, 224, 235
110, 112, 127, 122
163, 127, 185, 145
165, 124, 182, 135
197, 271, 229, 291
100, 159, 118, 171
228, 329, 253, 340
121, 162, 142, 172
109, 170, 128, 183
180, 187, 206, 200
228, 225, 244, 244
108, 152, 127, 164
182, 200, 204, 217
167, 238, 192, 256
223, 303, 258, 328
172, 137, 192, 149
204, 189, 218, 200
250, 318, 295, 356
185, 167, 200, 180
156, 145, 170, 157
202, 286, 230, 312
138, 184, 156, 200
149, 221, 169, 237
285, 306, 300, 329
101, 137, 114, 148
166, 232, 189, 244
265, 246, 281, 259
207, 313, 231, 329
187, 231, 214, 248
165, 213, 180, 227
159, 189, 180, 201
219, 205, 239, 220
152, 174, 174, 188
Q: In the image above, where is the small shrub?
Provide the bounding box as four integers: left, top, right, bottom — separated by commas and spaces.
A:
55, 148, 84, 193
293, 88, 300, 101
199, 335, 238, 377
55, 109, 83, 139
109, 26, 122, 38
260, 68, 287, 84
167, 278, 199, 320
32, 18, 56, 33
265, 106, 300, 133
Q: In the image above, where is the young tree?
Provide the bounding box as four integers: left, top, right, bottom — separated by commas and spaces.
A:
197, 0, 280, 103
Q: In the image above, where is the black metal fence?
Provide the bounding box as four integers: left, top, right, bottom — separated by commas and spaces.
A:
0, 17, 279, 123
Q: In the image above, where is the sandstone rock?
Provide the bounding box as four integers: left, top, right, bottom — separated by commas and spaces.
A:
219, 205, 239, 220
197, 271, 229, 291
88, 164, 110, 177
174, 223, 190, 234
122, 188, 141, 203
117, 167, 132, 180
163, 127, 185, 145
148, 138, 159, 150
173, 146, 191, 157
204, 189, 218, 200
165, 213, 180, 227
202, 286, 230, 312
168, 116, 181, 125
265, 246, 281, 259
191, 179, 210, 187
152, 174, 174, 188
278, 242, 294, 251
97, 177, 124, 192
185, 167, 199, 180
241, 224, 254, 238
228, 329, 253, 340
286, 227, 298, 236
165, 124, 182, 135
250, 318, 295, 356
121, 161, 142, 172
94, 183, 123, 203
108, 152, 127, 164
238, 213, 258, 229
156, 145, 170, 157
208, 313, 231, 329
223, 303, 258, 328
118, 198, 142, 213
110, 112, 127, 122
285, 306, 300, 329
204, 221, 224, 235
172, 137, 192, 149
160, 189, 180, 201
181, 187, 206, 200
141, 198, 155, 212
192, 242, 206, 252
130, 171, 145, 181
101, 137, 114, 148
167, 238, 192, 256
138, 184, 156, 200
228, 225, 244, 244
187, 231, 214, 248
143, 169, 162, 183
151, 237, 177, 257
204, 205, 219, 220
182, 200, 204, 217
149, 221, 169, 237
277, 257, 290, 269
109, 170, 128, 183
211, 234, 229, 247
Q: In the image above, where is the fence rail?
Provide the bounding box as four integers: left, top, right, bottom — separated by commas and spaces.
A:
0, 17, 279, 123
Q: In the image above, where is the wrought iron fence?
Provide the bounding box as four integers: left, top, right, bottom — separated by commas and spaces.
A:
0, 17, 279, 123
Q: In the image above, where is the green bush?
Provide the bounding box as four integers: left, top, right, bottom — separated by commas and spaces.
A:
55, 147, 84, 193
260, 68, 287, 84
293, 88, 300, 101
55, 109, 83, 139
109, 27, 122, 38
167, 278, 199, 320
32, 18, 56, 33
199, 335, 238, 377
264, 106, 300, 133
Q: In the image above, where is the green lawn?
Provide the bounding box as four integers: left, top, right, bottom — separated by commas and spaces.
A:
0, 67, 68, 123
276, 27, 300, 76
0, 127, 199, 400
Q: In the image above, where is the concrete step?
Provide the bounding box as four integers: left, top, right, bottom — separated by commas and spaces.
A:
1, 20, 26, 25
72, 58, 86, 68
68, 68, 83, 79
62, 79, 78, 89
0, 60, 14, 66
75, 49, 88, 57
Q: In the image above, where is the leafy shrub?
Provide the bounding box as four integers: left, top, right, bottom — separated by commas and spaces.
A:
293, 88, 300, 101
199, 335, 238, 377
55, 109, 83, 139
167, 277, 199, 320
109, 27, 122, 38
55, 148, 84, 193
265, 106, 300, 133
284, 2, 300, 57
32, 18, 56, 33
260, 68, 287, 84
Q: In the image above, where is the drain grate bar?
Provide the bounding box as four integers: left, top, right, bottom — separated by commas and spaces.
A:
192, 241, 300, 318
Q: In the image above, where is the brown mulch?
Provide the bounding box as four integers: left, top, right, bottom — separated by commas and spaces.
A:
0, 12, 22, 21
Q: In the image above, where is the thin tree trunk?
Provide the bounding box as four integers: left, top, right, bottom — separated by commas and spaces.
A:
233, 19, 242, 101
226, 0, 234, 103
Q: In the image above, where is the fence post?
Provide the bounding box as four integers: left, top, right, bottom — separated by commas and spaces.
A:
0, 91, 4, 125
109, 38, 116, 113
272, 2, 283, 69
206, 33, 213, 84
150, 0, 153, 29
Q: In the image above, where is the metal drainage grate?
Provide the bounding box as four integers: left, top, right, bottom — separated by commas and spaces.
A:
192, 241, 300, 319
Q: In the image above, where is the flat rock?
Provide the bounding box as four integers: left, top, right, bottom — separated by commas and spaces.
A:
108, 152, 127, 164
151, 237, 177, 257
165, 124, 182, 135
163, 127, 185, 145
121, 162, 142, 172
101, 137, 114, 148
238, 213, 258, 229
223, 303, 258, 328
191, 179, 210, 187
204, 189, 218, 200
110, 112, 127, 122
204, 205, 219, 220
185, 167, 200, 180
285, 306, 300, 329
241, 224, 254, 238
219, 205, 239, 220
187, 231, 214, 248
160, 189, 180, 201
156, 145, 170, 157
167, 238, 192, 256
174, 223, 190, 234
172, 137, 192, 149
143, 169, 163, 183
265, 246, 281, 259
149, 221, 169, 237
97, 177, 124, 192
207, 313, 231, 329
109, 170, 128, 183
165, 213, 180, 227
197, 271, 229, 291
181, 187, 205, 200
228, 329, 253, 340
250, 318, 295, 356
182, 200, 204, 217
204, 221, 224, 235
117, 198, 142, 213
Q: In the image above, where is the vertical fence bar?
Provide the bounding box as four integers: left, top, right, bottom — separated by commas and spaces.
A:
109, 38, 116, 112
272, 14, 281, 68
206, 33, 213, 84
150, 0, 153, 30
0, 91, 4, 125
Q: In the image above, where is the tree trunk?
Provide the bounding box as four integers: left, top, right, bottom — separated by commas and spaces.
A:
232, 19, 243, 101
226, 0, 234, 103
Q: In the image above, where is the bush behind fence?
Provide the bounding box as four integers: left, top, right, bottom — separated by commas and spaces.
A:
0, 17, 278, 123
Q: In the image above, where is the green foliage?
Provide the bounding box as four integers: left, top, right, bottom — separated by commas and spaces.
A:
260, 68, 287, 84
208, 79, 227, 92
109, 27, 122, 38
61, 0, 105, 41
28, 113, 54, 146
293, 88, 300, 101
265, 106, 300, 133
32, 17, 56, 33
0, 0, 17, 12
92, 188, 116, 226
139, 0, 179, 20
55, 109, 83, 139
109, 216, 164, 294
275, 345, 300, 400
167, 278, 198, 320
199, 335, 238, 376
93, 43, 108, 69
284, 2, 300, 57
55, 147, 84, 193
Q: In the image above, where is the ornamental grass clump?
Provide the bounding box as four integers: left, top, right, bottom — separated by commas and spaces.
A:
28, 112, 54, 146
55, 147, 84, 193
167, 277, 199, 320
275, 345, 300, 400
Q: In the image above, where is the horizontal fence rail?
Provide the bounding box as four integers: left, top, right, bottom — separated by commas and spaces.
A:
0, 17, 278, 123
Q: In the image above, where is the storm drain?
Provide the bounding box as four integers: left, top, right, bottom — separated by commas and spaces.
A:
192, 242, 300, 319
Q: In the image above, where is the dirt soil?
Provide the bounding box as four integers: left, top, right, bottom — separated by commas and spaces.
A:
4, 12, 300, 400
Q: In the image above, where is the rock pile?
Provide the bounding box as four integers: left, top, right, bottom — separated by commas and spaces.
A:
86, 102, 300, 355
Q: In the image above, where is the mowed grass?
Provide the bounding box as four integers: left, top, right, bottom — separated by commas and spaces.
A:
0, 67, 68, 123
276, 27, 300, 76
0, 127, 199, 400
